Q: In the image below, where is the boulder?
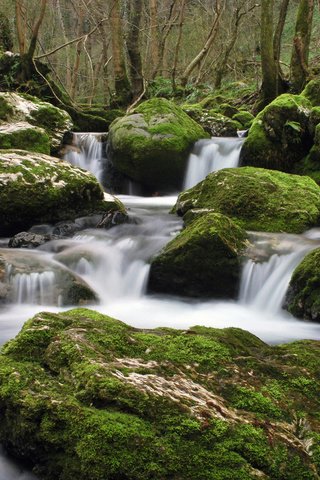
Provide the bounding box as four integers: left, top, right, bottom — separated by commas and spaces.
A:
8, 231, 55, 249
302, 78, 320, 107
108, 98, 207, 191
148, 212, 248, 298
284, 247, 320, 322
0, 150, 125, 236
0, 308, 319, 479
199, 111, 241, 137
240, 94, 312, 171
0, 121, 50, 154
0, 92, 73, 152
232, 110, 254, 130
174, 167, 320, 234
0, 250, 97, 305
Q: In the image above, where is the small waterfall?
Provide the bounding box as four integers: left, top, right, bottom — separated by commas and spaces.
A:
239, 248, 310, 313
10, 271, 57, 305
63, 133, 105, 183
183, 137, 244, 190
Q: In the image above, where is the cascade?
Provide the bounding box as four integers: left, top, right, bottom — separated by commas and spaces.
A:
183, 136, 244, 189
10, 271, 57, 305
63, 133, 105, 183
239, 249, 311, 312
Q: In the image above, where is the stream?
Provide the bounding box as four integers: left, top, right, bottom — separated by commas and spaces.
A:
1, 135, 320, 479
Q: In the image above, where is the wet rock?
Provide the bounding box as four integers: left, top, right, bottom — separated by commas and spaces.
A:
8, 231, 55, 249
96, 210, 130, 229
284, 247, 320, 322
149, 212, 248, 298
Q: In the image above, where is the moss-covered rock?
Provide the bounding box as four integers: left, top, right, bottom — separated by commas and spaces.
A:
0, 150, 125, 235
302, 79, 320, 107
284, 247, 320, 321
294, 123, 320, 184
0, 308, 319, 479
232, 110, 255, 130
0, 92, 73, 153
0, 122, 50, 154
240, 94, 312, 171
0, 250, 97, 306
200, 111, 242, 137
108, 98, 208, 191
174, 167, 320, 233
148, 212, 248, 298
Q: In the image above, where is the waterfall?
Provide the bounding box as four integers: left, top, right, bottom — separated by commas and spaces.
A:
10, 271, 57, 305
183, 137, 244, 190
239, 248, 311, 313
63, 133, 105, 183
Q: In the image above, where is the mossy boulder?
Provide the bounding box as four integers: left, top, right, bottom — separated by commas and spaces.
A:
232, 110, 255, 130
148, 212, 248, 298
0, 250, 96, 306
108, 98, 207, 191
0, 92, 73, 153
302, 79, 320, 107
199, 111, 241, 137
240, 94, 312, 171
0, 150, 125, 235
284, 247, 320, 322
0, 122, 50, 154
174, 167, 320, 233
294, 123, 320, 185
0, 308, 319, 479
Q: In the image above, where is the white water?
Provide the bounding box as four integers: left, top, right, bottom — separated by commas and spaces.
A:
63, 133, 104, 182
183, 137, 244, 189
1, 136, 320, 478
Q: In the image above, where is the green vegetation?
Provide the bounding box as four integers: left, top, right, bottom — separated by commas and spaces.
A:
285, 247, 320, 322
149, 212, 248, 298
0, 150, 125, 235
0, 124, 50, 154
174, 166, 320, 233
108, 97, 208, 191
0, 308, 318, 479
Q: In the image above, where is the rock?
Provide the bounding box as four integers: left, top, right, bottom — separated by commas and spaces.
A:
174, 167, 320, 234
284, 247, 320, 322
293, 122, 320, 185
0, 250, 97, 305
148, 212, 248, 298
0, 121, 50, 154
0, 92, 73, 152
0, 308, 319, 479
96, 210, 130, 229
108, 98, 207, 191
8, 231, 54, 248
0, 150, 125, 236
199, 111, 241, 137
232, 110, 254, 130
302, 78, 320, 106
240, 94, 312, 171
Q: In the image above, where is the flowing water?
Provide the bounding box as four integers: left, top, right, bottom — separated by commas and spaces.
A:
63, 133, 105, 183
183, 137, 244, 189
1, 136, 320, 478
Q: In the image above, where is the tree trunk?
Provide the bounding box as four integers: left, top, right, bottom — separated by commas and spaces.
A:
15, 0, 27, 55
171, 0, 186, 90
290, 0, 315, 92
110, 0, 130, 104
127, 0, 144, 101
273, 0, 290, 94
180, 1, 223, 87
259, 0, 277, 108
149, 0, 160, 79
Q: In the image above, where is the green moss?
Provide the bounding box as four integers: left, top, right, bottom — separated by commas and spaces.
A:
285, 247, 320, 321
108, 98, 208, 191
0, 126, 50, 154
149, 212, 248, 298
0, 151, 123, 235
232, 111, 254, 129
0, 308, 319, 479
241, 94, 312, 171
302, 79, 320, 106
175, 166, 320, 233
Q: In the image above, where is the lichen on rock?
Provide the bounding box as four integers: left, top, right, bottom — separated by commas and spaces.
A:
0, 308, 319, 479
